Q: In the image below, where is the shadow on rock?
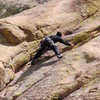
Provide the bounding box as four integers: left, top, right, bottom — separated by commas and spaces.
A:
32, 58, 59, 71
15, 56, 59, 84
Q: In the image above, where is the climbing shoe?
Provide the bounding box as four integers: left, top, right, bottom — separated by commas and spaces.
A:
57, 54, 63, 59
31, 59, 38, 65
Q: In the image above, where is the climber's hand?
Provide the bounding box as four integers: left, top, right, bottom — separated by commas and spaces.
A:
71, 43, 74, 48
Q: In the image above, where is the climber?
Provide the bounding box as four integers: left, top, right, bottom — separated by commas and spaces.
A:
31, 31, 74, 65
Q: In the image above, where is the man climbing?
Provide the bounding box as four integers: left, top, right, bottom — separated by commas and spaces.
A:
31, 31, 73, 65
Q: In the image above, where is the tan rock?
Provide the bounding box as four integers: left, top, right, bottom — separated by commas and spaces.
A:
0, 0, 100, 98
4, 68, 15, 84
11, 34, 99, 100
0, 22, 27, 45
64, 77, 100, 100
0, 62, 6, 91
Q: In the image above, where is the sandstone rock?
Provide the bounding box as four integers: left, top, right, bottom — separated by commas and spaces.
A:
15, 35, 100, 100
4, 68, 15, 84
0, 62, 15, 92
0, 22, 27, 45
0, 62, 6, 91
0, 0, 100, 99
8, 41, 39, 71
64, 77, 100, 100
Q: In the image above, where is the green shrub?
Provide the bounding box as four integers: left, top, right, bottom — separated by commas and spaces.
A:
21, 5, 30, 11
0, 3, 5, 11
0, 4, 30, 18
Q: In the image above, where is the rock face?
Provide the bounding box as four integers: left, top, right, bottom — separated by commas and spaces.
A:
0, 0, 100, 99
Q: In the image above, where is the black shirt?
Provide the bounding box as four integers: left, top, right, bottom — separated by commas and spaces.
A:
49, 35, 71, 46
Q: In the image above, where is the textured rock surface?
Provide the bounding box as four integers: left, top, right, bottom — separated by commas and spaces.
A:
64, 77, 100, 100
13, 34, 100, 100
0, 0, 100, 99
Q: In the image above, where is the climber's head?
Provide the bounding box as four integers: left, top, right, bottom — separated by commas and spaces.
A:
56, 31, 62, 37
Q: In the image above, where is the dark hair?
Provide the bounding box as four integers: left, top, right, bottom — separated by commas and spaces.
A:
56, 32, 62, 37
